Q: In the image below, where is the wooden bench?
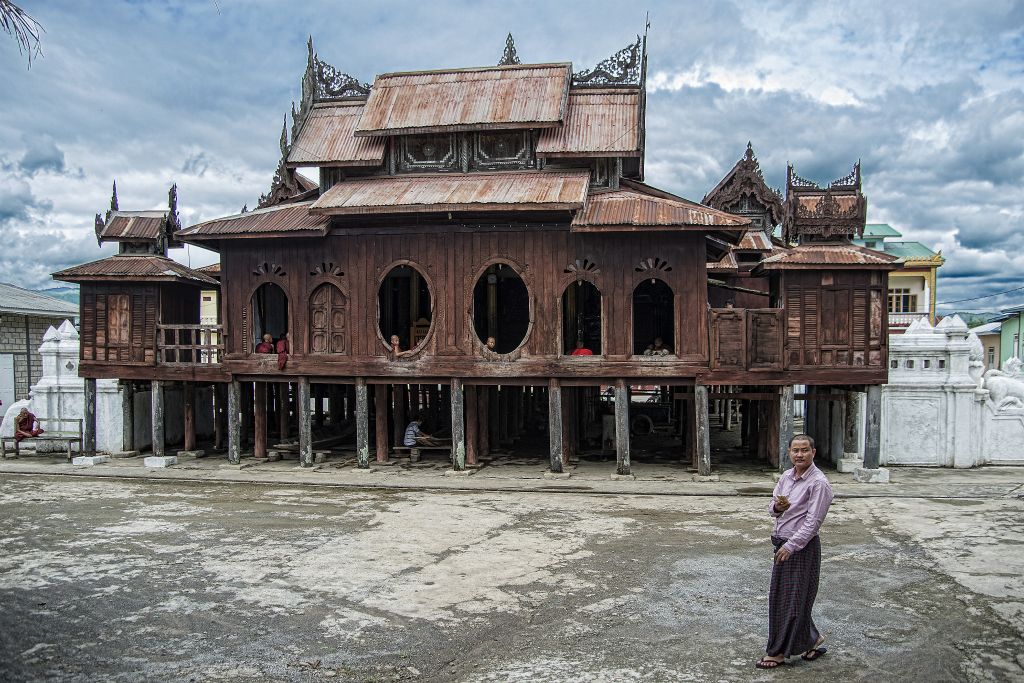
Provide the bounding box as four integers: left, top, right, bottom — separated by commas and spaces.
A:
1, 418, 84, 462
393, 445, 452, 463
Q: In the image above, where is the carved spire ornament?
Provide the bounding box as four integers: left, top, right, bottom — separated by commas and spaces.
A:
703, 142, 784, 230
498, 33, 521, 66
573, 35, 643, 86
290, 37, 371, 149
782, 162, 866, 244
109, 180, 118, 215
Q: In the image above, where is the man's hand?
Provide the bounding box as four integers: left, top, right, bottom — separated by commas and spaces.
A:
774, 547, 792, 564
774, 495, 791, 513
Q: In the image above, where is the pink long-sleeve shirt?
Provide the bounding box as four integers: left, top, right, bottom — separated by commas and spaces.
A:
769, 463, 834, 553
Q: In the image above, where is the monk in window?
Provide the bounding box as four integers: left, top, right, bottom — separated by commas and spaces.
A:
571, 340, 594, 356
14, 407, 44, 442
255, 333, 275, 354
644, 337, 672, 356
276, 332, 290, 370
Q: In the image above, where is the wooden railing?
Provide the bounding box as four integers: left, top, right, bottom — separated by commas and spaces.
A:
709, 308, 785, 371
157, 324, 223, 364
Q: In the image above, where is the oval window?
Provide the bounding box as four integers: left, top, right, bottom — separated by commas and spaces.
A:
378, 265, 432, 353
473, 265, 530, 354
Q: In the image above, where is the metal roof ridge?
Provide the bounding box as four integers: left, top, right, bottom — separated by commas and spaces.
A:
373, 62, 573, 80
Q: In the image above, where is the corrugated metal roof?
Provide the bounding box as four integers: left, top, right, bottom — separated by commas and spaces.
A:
288, 102, 386, 167
536, 89, 640, 157
53, 255, 219, 285
863, 223, 903, 237
882, 241, 942, 261
572, 181, 751, 230
758, 243, 902, 269
970, 322, 1001, 335
97, 211, 167, 242
355, 63, 571, 136
0, 282, 79, 316
707, 251, 739, 273
310, 171, 590, 215
737, 229, 772, 251
197, 263, 221, 275
179, 202, 330, 239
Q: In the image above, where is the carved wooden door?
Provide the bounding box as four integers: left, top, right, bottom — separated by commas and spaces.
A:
106, 294, 130, 361
309, 284, 346, 354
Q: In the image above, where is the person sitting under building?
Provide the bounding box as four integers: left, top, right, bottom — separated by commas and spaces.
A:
255, 333, 275, 354
403, 414, 450, 448
570, 340, 594, 356
14, 407, 44, 442
643, 337, 672, 356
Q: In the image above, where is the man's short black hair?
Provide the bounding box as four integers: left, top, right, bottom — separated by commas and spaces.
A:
788, 433, 816, 449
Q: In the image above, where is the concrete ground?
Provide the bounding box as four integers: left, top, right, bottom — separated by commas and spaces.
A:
1, 467, 1023, 682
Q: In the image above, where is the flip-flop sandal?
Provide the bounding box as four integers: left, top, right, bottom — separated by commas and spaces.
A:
755, 658, 787, 669
801, 647, 828, 661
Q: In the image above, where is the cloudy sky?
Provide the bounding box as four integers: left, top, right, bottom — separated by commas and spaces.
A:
2, 0, 1022, 312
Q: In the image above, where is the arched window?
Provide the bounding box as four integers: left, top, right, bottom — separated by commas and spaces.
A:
378, 265, 432, 353
251, 282, 288, 350
561, 281, 602, 355
309, 283, 346, 354
632, 279, 675, 355
473, 264, 530, 354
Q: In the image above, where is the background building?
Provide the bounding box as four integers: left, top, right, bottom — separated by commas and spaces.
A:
854, 223, 944, 333
971, 321, 1002, 371
0, 283, 80, 413
1000, 304, 1023, 366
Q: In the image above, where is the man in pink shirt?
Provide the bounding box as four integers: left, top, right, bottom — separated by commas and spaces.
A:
756, 433, 833, 669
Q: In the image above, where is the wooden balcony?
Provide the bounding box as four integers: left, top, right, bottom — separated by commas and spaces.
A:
709, 308, 785, 371
157, 324, 224, 365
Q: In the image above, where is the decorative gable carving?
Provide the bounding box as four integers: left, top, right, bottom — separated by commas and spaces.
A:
703, 142, 783, 231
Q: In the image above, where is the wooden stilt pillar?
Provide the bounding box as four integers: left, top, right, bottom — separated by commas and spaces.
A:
450, 378, 465, 471
227, 380, 241, 464
614, 379, 630, 475
275, 382, 287, 440
375, 383, 389, 463
778, 385, 795, 471
83, 377, 97, 456
560, 385, 573, 467
829, 398, 845, 467
478, 386, 490, 458
695, 384, 711, 476
253, 382, 267, 459
122, 381, 135, 453
355, 378, 370, 469
765, 394, 781, 467
864, 385, 881, 469
465, 385, 479, 466
844, 390, 862, 458
183, 382, 196, 452
240, 382, 252, 447
548, 378, 564, 473
151, 379, 165, 458
393, 384, 407, 450
214, 383, 226, 451
681, 388, 694, 465
298, 377, 312, 467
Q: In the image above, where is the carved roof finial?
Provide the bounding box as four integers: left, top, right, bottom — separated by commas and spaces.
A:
109, 180, 119, 213
241, 204, 249, 214
744, 141, 754, 161
94, 213, 104, 245
279, 114, 289, 157
498, 33, 521, 66
168, 183, 178, 215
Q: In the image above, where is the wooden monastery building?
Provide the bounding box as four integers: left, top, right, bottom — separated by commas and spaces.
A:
54, 34, 900, 474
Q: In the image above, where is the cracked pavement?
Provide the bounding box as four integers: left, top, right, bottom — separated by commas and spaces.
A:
1, 474, 1022, 682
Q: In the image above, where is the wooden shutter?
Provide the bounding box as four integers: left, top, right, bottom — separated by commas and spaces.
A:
309, 285, 329, 353
710, 308, 745, 369
81, 290, 96, 361
330, 290, 347, 354
748, 309, 783, 370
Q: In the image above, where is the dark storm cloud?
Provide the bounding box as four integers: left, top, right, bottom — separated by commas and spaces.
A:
0, 0, 1020, 309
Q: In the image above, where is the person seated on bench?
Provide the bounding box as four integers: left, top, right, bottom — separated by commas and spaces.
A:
14, 407, 44, 442
403, 414, 450, 448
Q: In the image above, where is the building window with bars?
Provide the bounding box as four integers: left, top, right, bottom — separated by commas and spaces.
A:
888, 287, 918, 313
988, 347, 995, 367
